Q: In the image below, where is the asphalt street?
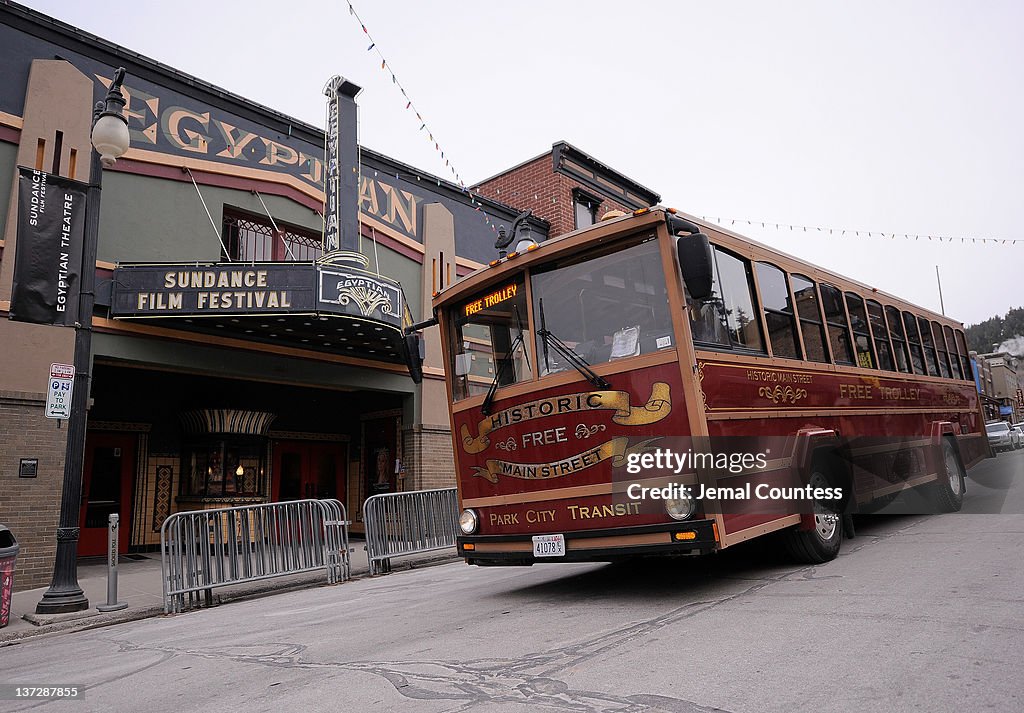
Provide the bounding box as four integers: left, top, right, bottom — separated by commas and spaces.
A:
1, 450, 1022, 713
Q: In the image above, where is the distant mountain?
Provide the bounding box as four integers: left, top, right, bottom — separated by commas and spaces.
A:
965, 307, 1024, 356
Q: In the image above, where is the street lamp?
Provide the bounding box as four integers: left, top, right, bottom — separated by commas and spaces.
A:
35, 68, 130, 614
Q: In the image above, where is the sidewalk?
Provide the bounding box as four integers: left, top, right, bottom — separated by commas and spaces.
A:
0, 540, 458, 645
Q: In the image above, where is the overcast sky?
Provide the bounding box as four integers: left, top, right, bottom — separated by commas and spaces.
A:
21, 0, 1024, 327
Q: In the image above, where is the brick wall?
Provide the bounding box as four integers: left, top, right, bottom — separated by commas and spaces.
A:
402, 424, 456, 492
0, 392, 67, 591
475, 154, 634, 238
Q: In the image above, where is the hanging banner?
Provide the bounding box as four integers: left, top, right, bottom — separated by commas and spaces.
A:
10, 167, 87, 326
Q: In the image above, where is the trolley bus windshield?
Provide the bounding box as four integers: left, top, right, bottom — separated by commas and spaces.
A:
448, 231, 675, 401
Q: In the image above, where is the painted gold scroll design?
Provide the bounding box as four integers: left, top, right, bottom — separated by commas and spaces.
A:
470, 437, 659, 484
460, 382, 671, 454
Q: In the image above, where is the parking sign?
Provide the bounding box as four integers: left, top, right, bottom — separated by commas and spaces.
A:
45, 363, 75, 419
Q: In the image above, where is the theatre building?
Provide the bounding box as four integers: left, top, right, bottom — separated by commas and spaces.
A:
0, 3, 548, 589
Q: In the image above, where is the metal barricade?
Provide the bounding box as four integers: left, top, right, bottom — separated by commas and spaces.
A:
364, 488, 458, 575
160, 498, 350, 614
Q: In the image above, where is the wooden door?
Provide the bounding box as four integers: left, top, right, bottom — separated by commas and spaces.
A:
78, 433, 135, 556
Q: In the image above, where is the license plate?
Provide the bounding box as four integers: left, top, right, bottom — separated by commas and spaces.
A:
532, 533, 565, 558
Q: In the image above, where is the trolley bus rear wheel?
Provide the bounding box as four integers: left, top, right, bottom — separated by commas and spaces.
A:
931, 437, 965, 513
782, 470, 843, 564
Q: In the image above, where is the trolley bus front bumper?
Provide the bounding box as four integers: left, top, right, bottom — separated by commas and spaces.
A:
458, 519, 719, 565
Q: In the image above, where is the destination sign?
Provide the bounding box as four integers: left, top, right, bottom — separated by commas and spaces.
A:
464, 283, 519, 316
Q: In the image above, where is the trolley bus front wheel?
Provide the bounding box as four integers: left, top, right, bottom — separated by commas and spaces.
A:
931, 437, 965, 513
782, 469, 843, 564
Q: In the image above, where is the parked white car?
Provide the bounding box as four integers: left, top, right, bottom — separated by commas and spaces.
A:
986, 421, 1016, 452
1012, 424, 1024, 450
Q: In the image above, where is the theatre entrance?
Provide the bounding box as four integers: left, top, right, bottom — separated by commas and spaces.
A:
272, 439, 347, 502
78, 432, 135, 557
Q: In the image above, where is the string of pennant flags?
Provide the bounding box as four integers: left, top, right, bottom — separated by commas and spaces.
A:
345, 1, 498, 234
698, 216, 1022, 245
345, 3, 1017, 246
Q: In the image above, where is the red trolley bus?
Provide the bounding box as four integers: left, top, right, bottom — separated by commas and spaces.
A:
428, 207, 988, 564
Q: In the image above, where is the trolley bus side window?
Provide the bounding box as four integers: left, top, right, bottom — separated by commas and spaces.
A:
902, 311, 927, 375
944, 325, 964, 380
819, 283, 855, 365
845, 292, 877, 369
954, 329, 972, 381
688, 246, 765, 354
930, 320, 952, 379
755, 261, 801, 360
866, 299, 896, 371
450, 278, 530, 401
885, 305, 912, 373
791, 274, 830, 363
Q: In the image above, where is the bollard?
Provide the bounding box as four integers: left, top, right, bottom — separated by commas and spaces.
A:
97, 514, 128, 612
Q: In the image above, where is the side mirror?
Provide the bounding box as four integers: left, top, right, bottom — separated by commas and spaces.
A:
676, 233, 714, 300
454, 352, 473, 377
403, 333, 424, 384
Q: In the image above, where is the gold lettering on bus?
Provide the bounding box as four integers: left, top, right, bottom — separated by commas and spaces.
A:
470, 437, 657, 484
567, 502, 641, 520
745, 369, 813, 384
460, 383, 671, 454
879, 386, 921, 401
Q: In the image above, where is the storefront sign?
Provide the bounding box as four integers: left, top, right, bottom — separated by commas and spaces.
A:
10, 168, 87, 326
111, 262, 405, 329
318, 268, 401, 324
112, 264, 316, 316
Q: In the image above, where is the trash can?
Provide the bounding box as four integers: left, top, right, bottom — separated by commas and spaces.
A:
0, 525, 19, 628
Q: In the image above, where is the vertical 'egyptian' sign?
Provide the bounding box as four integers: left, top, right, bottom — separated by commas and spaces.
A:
322, 76, 362, 254
10, 167, 87, 326
323, 77, 342, 252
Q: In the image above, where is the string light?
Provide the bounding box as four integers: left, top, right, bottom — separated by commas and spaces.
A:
700, 216, 1021, 246
346, 1, 497, 234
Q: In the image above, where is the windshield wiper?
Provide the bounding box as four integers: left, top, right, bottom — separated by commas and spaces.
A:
537, 298, 610, 390
481, 306, 529, 416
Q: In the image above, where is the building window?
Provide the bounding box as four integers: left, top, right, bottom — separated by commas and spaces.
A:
573, 190, 601, 230
223, 209, 324, 262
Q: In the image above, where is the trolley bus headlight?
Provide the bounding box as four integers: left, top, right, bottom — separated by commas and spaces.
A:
459, 508, 479, 535
665, 495, 696, 521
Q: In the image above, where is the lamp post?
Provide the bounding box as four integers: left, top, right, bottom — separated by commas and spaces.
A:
35, 68, 130, 614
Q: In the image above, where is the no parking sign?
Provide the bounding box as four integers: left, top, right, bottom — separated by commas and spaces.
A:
45, 363, 74, 419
